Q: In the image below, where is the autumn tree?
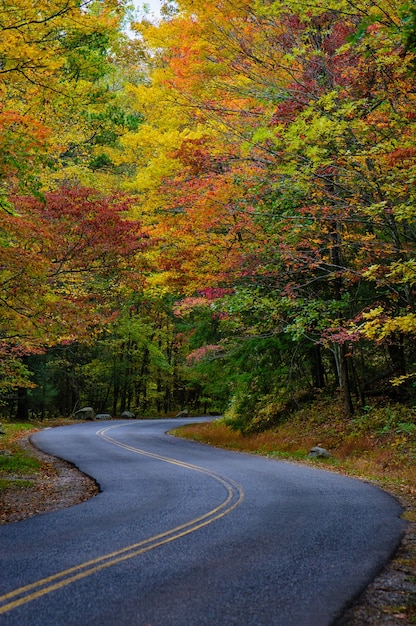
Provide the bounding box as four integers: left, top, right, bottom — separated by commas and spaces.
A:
0, 186, 147, 401
127, 0, 416, 425
0, 0, 136, 199
2, 0, 415, 422
0, 1, 159, 416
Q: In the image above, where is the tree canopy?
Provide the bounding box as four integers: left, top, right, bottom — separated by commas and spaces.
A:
0, 0, 415, 423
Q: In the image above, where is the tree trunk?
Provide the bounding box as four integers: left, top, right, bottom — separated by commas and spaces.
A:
16, 387, 29, 422
329, 217, 354, 416
388, 334, 406, 375
333, 343, 354, 417
340, 344, 354, 417
309, 345, 325, 388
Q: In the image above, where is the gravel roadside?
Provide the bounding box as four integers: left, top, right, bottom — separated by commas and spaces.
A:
0, 433, 98, 524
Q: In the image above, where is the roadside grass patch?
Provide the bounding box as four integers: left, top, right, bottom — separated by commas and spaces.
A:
0, 478, 34, 490
0, 450, 41, 475
0, 422, 43, 491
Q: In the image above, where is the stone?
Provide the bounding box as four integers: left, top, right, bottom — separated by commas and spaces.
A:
74, 407, 95, 420
120, 411, 135, 419
95, 413, 112, 420
175, 410, 189, 418
308, 446, 332, 458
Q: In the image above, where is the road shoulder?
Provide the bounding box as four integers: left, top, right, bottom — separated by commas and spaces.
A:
0, 433, 98, 524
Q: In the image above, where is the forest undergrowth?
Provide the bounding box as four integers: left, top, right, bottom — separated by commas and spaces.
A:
176, 397, 416, 499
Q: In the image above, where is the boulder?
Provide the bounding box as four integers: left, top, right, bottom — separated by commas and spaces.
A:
175, 410, 189, 418
95, 413, 112, 420
308, 446, 332, 459
120, 410, 135, 419
74, 407, 95, 420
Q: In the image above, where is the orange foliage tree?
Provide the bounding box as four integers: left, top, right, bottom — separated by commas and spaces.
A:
0, 185, 148, 392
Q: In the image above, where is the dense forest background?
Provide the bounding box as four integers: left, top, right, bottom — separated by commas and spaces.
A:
0, 0, 415, 429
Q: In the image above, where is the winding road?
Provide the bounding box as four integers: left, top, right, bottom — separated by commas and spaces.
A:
0, 419, 405, 625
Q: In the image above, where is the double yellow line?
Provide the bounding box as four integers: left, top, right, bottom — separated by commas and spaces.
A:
0, 422, 244, 615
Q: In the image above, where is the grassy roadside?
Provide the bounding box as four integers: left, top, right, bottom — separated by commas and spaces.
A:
0, 419, 74, 495
0, 423, 43, 491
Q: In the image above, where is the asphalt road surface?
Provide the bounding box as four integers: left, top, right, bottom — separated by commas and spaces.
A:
0, 419, 406, 626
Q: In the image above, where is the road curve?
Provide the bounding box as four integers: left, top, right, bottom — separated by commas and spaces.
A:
0, 419, 405, 626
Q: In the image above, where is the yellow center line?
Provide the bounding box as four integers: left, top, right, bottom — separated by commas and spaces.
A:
0, 422, 245, 615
